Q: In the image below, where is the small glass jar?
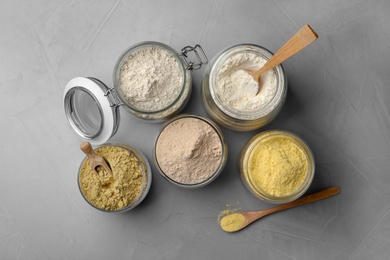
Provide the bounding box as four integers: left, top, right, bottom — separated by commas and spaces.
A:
202, 44, 287, 131
63, 42, 207, 145
239, 130, 315, 204
154, 114, 228, 189
113, 41, 192, 121
78, 143, 152, 212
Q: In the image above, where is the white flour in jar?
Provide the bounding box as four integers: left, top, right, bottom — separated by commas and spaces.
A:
216, 52, 277, 111
119, 47, 183, 111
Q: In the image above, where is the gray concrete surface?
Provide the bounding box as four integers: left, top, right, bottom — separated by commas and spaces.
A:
1, 0, 390, 259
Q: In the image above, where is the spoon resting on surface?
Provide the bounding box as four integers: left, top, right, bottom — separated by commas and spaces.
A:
245, 24, 318, 94
80, 141, 113, 184
220, 186, 340, 233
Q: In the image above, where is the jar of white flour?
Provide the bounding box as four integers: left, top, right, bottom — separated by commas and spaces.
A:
113, 42, 206, 121
201, 44, 287, 131
63, 41, 207, 145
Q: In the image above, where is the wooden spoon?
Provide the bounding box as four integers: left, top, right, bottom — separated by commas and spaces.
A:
220, 186, 340, 233
80, 141, 113, 177
246, 24, 318, 92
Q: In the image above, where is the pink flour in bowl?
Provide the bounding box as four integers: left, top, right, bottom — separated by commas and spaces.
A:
154, 115, 227, 187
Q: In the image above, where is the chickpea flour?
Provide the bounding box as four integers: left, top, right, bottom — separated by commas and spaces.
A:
79, 146, 143, 211
249, 136, 308, 197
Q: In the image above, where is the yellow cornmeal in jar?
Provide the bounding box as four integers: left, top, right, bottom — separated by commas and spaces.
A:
79, 146, 143, 211
249, 136, 308, 197
220, 213, 246, 232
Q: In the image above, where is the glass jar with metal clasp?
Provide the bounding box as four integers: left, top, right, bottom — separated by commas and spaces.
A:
63, 41, 207, 145
201, 44, 287, 132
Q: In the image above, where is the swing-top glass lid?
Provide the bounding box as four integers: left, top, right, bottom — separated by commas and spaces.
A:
63, 77, 120, 145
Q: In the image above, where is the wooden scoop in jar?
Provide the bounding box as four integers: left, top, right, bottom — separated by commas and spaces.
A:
246, 24, 318, 94
80, 141, 113, 184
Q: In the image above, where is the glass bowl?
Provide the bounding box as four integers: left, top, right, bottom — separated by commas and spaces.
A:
202, 44, 287, 131
113, 41, 192, 122
239, 130, 315, 204
78, 143, 152, 212
154, 114, 228, 188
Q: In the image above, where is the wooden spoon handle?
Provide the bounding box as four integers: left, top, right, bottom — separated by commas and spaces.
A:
263, 186, 340, 216
80, 141, 94, 158
253, 24, 318, 80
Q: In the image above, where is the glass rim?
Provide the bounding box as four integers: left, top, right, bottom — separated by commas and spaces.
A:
209, 43, 287, 120
243, 130, 315, 203
154, 114, 227, 188
113, 41, 188, 115
77, 142, 151, 212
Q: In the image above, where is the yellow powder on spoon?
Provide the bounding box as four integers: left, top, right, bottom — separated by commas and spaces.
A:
249, 136, 308, 197
220, 213, 246, 232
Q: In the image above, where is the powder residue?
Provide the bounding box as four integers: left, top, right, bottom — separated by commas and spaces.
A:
249, 137, 308, 197
79, 146, 144, 211
216, 52, 277, 111
155, 117, 223, 185
217, 201, 241, 222
118, 46, 183, 111
220, 213, 246, 232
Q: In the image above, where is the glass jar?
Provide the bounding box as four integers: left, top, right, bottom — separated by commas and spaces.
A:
154, 114, 228, 189
239, 130, 315, 204
63, 42, 207, 145
202, 44, 287, 131
78, 143, 152, 212
113, 42, 191, 121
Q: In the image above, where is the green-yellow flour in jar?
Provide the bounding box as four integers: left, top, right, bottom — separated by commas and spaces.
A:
79, 146, 143, 211
249, 136, 308, 197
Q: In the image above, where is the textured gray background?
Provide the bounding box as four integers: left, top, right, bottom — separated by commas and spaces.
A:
1, 0, 390, 259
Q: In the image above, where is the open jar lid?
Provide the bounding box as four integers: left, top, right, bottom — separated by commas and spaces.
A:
63, 77, 120, 145
63, 42, 208, 144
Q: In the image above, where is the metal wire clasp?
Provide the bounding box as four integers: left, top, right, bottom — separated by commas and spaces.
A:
104, 87, 123, 108
180, 44, 208, 70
